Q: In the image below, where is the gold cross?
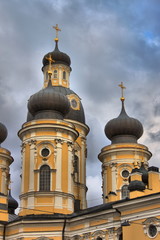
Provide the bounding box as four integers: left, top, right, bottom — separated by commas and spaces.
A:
45, 54, 55, 74
118, 82, 126, 101
52, 24, 61, 40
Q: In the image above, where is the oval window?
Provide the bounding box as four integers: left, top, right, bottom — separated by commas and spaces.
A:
148, 224, 157, 238
41, 148, 50, 157
122, 170, 129, 178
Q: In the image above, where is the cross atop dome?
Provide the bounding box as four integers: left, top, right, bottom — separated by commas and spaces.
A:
52, 24, 61, 41
118, 82, 126, 101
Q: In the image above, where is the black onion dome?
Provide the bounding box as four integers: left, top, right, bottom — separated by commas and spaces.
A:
0, 122, 7, 144
8, 190, 18, 214
42, 40, 71, 69
131, 168, 140, 174
28, 81, 70, 120
139, 163, 148, 185
27, 86, 85, 124
128, 180, 145, 192
105, 100, 143, 144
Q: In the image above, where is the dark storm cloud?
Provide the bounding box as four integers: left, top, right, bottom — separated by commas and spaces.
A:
0, 0, 160, 206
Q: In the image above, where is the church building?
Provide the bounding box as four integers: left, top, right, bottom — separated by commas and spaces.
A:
0, 25, 160, 240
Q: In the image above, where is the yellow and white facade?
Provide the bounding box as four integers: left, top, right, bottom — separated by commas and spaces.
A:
1, 27, 160, 239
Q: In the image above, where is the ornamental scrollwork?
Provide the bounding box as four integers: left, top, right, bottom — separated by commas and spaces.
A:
55, 139, 64, 145
91, 230, 106, 239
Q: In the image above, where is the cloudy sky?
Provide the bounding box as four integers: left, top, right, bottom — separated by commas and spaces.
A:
1, 0, 160, 208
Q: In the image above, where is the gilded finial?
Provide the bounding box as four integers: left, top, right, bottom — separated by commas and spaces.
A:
118, 82, 126, 101
52, 24, 61, 41
45, 54, 55, 74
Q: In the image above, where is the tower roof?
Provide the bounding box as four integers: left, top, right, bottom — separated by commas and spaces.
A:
42, 40, 71, 70
105, 83, 143, 144
28, 80, 70, 120
8, 190, 18, 214
27, 86, 86, 124
0, 122, 8, 145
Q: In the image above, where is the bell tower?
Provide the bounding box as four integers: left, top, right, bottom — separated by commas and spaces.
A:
98, 83, 152, 203
18, 26, 89, 216
0, 122, 13, 221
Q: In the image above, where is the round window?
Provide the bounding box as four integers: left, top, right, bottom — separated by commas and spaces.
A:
71, 99, 78, 108
41, 148, 50, 157
122, 170, 129, 178
148, 224, 157, 238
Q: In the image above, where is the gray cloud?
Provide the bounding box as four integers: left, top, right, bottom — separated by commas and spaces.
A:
0, 0, 160, 207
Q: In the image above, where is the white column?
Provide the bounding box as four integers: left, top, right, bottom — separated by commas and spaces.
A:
67, 142, 73, 194
81, 137, 86, 184
103, 165, 107, 202
111, 163, 117, 193
1, 170, 6, 195
55, 139, 63, 191
81, 137, 87, 208
29, 140, 36, 192
20, 143, 26, 194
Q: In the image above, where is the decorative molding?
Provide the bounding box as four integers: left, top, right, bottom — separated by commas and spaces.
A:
71, 235, 82, 240
143, 217, 160, 237
108, 227, 115, 239
143, 217, 160, 225
28, 139, 37, 146
67, 141, 74, 149
83, 232, 91, 239
91, 230, 106, 239
110, 162, 117, 168
55, 139, 64, 145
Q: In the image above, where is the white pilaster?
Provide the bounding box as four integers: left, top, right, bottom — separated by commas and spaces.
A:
67, 142, 73, 194
111, 163, 117, 193
29, 140, 36, 192
21, 143, 26, 194
55, 139, 63, 191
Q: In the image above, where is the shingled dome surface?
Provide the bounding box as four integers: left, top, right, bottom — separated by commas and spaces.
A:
28, 82, 70, 120
42, 40, 71, 69
0, 122, 8, 144
27, 86, 85, 124
105, 100, 143, 143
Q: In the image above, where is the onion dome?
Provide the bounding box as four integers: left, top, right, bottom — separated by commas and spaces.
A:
128, 180, 145, 192
42, 40, 71, 70
0, 122, 7, 145
28, 80, 70, 120
8, 190, 18, 214
27, 86, 85, 124
105, 99, 143, 144
139, 163, 148, 185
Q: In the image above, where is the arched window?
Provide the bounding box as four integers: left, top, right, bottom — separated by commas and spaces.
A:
74, 155, 79, 173
63, 71, 66, 79
121, 185, 129, 199
39, 165, 50, 191
53, 70, 58, 78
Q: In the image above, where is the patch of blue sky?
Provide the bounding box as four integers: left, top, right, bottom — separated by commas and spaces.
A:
143, 30, 160, 47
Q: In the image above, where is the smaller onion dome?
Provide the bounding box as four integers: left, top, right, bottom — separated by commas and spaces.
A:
105, 99, 143, 144
128, 180, 145, 192
28, 79, 70, 120
8, 190, 18, 214
131, 168, 140, 174
139, 163, 148, 185
0, 122, 7, 145
42, 40, 71, 70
